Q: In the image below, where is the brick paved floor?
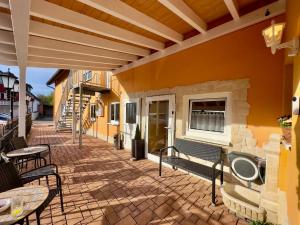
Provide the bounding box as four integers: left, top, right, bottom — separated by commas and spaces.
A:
26, 121, 248, 225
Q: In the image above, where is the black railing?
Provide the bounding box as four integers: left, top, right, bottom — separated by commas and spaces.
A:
0, 114, 32, 153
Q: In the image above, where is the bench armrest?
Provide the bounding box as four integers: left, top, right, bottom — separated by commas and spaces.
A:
212, 159, 222, 170
159, 146, 179, 158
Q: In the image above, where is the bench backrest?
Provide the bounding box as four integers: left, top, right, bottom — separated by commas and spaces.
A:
174, 138, 222, 162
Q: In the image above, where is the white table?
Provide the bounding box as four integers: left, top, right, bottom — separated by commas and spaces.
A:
0, 186, 49, 225
6, 146, 48, 158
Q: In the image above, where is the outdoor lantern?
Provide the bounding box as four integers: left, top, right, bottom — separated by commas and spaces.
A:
262, 20, 299, 56
13, 80, 19, 92
0, 69, 17, 89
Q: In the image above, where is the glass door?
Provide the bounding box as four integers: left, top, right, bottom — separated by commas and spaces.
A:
146, 95, 175, 160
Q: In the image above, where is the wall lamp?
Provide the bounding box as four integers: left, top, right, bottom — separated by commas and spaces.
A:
262, 20, 299, 56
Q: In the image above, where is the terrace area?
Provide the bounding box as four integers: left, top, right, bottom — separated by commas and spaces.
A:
25, 120, 247, 225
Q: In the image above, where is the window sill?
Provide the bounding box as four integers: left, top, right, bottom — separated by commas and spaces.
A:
107, 122, 119, 126
182, 135, 231, 146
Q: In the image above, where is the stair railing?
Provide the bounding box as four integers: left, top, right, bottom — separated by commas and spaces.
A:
54, 71, 73, 130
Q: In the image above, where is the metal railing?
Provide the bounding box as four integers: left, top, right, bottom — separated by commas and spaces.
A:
54, 71, 73, 129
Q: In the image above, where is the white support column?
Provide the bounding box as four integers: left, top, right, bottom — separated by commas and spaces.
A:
18, 66, 26, 137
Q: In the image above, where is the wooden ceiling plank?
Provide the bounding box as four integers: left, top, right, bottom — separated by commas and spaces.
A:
28, 36, 138, 61
0, 52, 16, 61
0, 0, 9, 9
9, 0, 31, 68
0, 43, 16, 54
224, 0, 240, 20
113, 0, 285, 74
0, 11, 12, 31
28, 55, 118, 69
77, 0, 183, 43
0, 59, 17, 66
29, 20, 150, 56
28, 47, 127, 66
158, 0, 207, 33
30, 0, 164, 50
28, 62, 112, 71
0, 29, 14, 45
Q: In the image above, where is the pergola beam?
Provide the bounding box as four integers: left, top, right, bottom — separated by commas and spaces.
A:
77, 0, 183, 43
28, 56, 119, 69
30, 0, 164, 50
224, 0, 240, 20
29, 20, 150, 56
114, 0, 285, 74
28, 36, 138, 61
28, 48, 127, 66
158, 0, 207, 33
0, 30, 14, 45
28, 62, 111, 71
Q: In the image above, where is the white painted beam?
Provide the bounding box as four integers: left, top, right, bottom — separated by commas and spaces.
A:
28, 56, 118, 69
77, 0, 183, 43
158, 0, 207, 33
0, 43, 16, 54
28, 36, 138, 61
224, 0, 240, 20
28, 48, 127, 66
30, 0, 164, 50
9, 0, 30, 67
0, 0, 9, 9
29, 20, 150, 56
28, 62, 111, 71
113, 0, 285, 74
10, 0, 31, 137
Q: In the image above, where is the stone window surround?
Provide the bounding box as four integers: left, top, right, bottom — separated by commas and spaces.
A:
182, 92, 232, 146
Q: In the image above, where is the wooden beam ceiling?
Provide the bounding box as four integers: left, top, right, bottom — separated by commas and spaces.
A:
76, 0, 183, 43
158, 0, 207, 33
224, 0, 240, 20
30, 0, 164, 50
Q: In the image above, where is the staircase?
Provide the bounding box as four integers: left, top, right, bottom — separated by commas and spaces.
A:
56, 91, 92, 131
55, 70, 111, 134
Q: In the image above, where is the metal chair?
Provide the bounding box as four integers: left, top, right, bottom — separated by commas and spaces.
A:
0, 160, 64, 225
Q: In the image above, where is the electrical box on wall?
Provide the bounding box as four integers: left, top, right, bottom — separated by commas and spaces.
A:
292, 96, 300, 115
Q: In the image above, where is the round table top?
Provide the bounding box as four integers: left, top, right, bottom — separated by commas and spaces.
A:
6, 146, 48, 157
0, 186, 49, 225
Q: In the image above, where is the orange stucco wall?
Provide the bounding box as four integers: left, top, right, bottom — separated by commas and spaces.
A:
284, 0, 300, 224
117, 16, 285, 147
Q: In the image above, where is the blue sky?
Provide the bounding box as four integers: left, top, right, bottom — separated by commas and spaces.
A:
0, 65, 57, 96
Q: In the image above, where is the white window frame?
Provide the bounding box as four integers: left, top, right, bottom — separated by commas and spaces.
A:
182, 92, 232, 146
110, 102, 120, 125
83, 70, 92, 82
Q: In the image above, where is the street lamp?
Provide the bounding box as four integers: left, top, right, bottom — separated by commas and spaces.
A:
0, 69, 17, 120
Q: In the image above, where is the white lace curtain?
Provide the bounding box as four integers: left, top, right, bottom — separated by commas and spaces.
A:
190, 111, 224, 132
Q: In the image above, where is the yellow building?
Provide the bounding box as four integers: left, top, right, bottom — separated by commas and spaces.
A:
41, 1, 300, 224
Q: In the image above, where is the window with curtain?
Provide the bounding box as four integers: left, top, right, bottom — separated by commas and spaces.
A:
110, 102, 120, 124
90, 104, 96, 122
126, 102, 137, 124
189, 99, 226, 133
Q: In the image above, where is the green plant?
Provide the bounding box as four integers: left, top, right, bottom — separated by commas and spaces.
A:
250, 220, 274, 225
134, 124, 141, 140
277, 115, 292, 128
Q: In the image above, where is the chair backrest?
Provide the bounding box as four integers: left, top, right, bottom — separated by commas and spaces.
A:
174, 138, 222, 162
10, 136, 28, 150
0, 161, 22, 192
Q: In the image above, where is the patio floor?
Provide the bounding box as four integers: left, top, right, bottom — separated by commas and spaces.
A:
26, 121, 248, 225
